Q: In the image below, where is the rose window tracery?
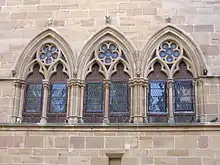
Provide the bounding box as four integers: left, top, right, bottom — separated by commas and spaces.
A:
39, 43, 59, 65
158, 41, 181, 63
98, 42, 119, 65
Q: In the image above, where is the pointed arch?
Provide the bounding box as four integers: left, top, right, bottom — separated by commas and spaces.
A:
13, 28, 75, 80
77, 26, 137, 80
140, 25, 208, 78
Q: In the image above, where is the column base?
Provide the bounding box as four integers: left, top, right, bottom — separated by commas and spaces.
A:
133, 116, 144, 124
40, 117, 47, 125
103, 117, 110, 124
68, 116, 79, 124
168, 117, 175, 124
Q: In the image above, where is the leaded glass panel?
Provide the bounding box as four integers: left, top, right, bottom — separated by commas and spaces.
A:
85, 83, 104, 113
110, 82, 129, 113
24, 84, 42, 113
174, 80, 194, 112
148, 81, 167, 113
50, 83, 67, 113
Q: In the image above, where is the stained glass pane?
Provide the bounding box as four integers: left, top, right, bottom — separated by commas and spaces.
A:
50, 83, 67, 113
148, 81, 167, 113
24, 84, 42, 113
110, 82, 129, 113
85, 83, 104, 113
174, 80, 194, 112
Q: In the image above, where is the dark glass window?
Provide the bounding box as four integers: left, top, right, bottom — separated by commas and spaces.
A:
174, 80, 194, 112
50, 83, 67, 113
148, 80, 167, 113
24, 84, 42, 113
110, 82, 129, 114
85, 82, 104, 113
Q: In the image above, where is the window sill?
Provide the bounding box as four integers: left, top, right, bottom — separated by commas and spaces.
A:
0, 122, 220, 131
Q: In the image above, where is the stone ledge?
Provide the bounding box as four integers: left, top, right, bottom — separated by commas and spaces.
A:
0, 122, 220, 132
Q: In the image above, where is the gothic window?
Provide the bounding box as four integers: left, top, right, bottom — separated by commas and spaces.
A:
147, 62, 168, 123
109, 63, 130, 123
84, 64, 105, 123
23, 42, 69, 123
173, 61, 195, 123
83, 41, 131, 123
47, 64, 68, 123
23, 64, 44, 123
147, 40, 195, 123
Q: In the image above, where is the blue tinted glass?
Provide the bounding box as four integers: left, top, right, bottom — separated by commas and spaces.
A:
101, 45, 107, 51
85, 83, 104, 113
148, 81, 167, 113
173, 50, 180, 57
159, 51, 166, 57
105, 58, 111, 63
174, 80, 194, 112
110, 44, 116, 50
50, 83, 67, 113
162, 43, 168, 49
166, 49, 172, 55
112, 52, 118, 58
110, 82, 129, 113
167, 56, 173, 62
98, 53, 105, 59
25, 84, 42, 113
171, 43, 177, 49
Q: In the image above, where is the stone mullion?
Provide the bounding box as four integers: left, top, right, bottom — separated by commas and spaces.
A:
129, 81, 134, 123
40, 80, 50, 124
196, 78, 204, 122
12, 80, 21, 123
18, 81, 27, 121
68, 79, 79, 124
75, 80, 81, 122
66, 80, 71, 121
132, 78, 148, 123
168, 79, 174, 123
103, 80, 110, 123
79, 81, 85, 123
143, 79, 148, 123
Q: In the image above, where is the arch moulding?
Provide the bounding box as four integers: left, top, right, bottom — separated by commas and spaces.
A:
77, 25, 138, 80
140, 25, 209, 78
13, 28, 76, 80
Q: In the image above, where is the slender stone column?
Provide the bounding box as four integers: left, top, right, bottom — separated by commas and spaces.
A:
143, 79, 148, 123
130, 77, 147, 123
103, 80, 110, 123
68, 79, 81, 124
66, 80, 71, 122
79, 80, 85, 123
196, 78, 204, 122
167, 79, 174, 123
12, 80, 21, 123
17, 80, 27, 122
40, 80, 50, 124
129, 80, 134, 123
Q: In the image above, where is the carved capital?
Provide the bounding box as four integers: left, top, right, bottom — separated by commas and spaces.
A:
129, 77, 148, 87
20, 80, 27, 89
14, 79, 21, 87
68, 79, 81, 87
104, 80, 110, 88
42, 80, 50, 89
167, 79, 174, 89
195, 78, 204, 86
